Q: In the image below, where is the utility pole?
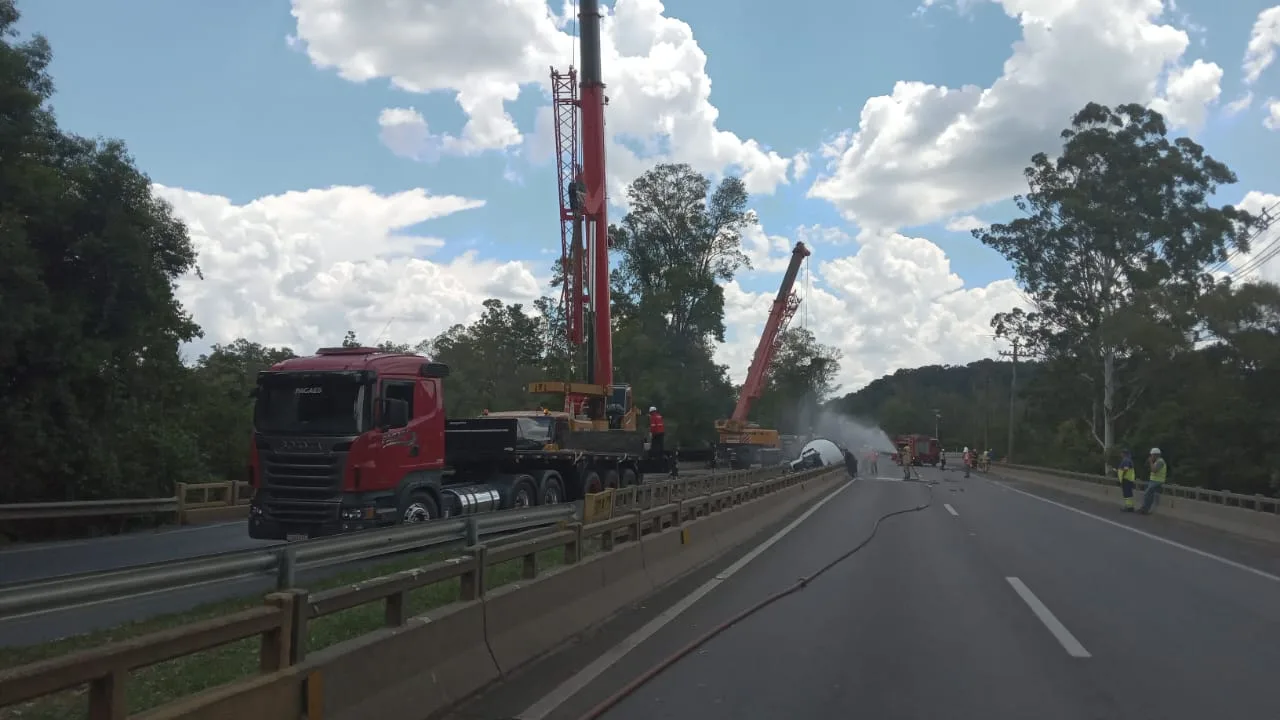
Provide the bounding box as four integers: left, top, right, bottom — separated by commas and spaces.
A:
998, 339, 1021, 462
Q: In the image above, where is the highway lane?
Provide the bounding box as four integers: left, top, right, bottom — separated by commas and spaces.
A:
450, 465, 1280, 720
0, 521, 278, 586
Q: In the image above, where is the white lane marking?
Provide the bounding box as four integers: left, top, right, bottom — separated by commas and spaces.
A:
517, 479, 857, 720
943, 503, 959, 516
993, 481, 1280, 583
1006, 576, 1092, 658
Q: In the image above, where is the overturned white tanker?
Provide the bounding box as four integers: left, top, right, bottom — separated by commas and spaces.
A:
788, 438, 845, 472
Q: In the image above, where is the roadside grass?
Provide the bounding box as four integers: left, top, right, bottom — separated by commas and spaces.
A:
0, 535, 604, 720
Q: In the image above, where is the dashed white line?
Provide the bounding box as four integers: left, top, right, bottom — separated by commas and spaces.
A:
943, 503, 959, 516
993, 481, 1280, 583
1006, 576, 1091, 658
517, 478, 856, 720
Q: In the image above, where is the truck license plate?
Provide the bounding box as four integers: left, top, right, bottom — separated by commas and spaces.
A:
286, 533, 308, 542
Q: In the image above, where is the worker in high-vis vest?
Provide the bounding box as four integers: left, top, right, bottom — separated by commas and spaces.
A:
1117, 449, 1136, 512
1139, 447, 1168, 515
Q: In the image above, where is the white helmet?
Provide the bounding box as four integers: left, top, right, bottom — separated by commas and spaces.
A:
963, 446, 969, 453
649, 406, 657, 413
1149, 447, 1161, 455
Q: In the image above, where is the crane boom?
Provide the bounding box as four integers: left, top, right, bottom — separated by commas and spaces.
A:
728, 241, 810, 427
540, 0, 633, 430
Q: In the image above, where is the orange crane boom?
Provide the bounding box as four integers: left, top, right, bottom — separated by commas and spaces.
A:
718, 241, 810, 435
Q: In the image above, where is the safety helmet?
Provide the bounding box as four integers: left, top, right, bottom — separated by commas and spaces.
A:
649, 406, 657, 413
963, 446, 969, 453
1150, 447, 1161, 455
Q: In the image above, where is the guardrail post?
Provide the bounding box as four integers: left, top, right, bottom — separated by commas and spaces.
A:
466, 517, 480, 546
229, 480, 240, 506
281, 588, 310, 663
563, 522, 582, 564
631, 510, 643, 542
261, 591, 297, 672
88, 669, 125, 720
461, 545, 487, 600
674, 499, 684, 526
176, 482, 188, 525
275, 546, 296, 590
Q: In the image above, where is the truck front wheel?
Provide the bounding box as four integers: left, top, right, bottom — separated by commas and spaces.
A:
603, 469, 621, 489
402, 491, 439, 523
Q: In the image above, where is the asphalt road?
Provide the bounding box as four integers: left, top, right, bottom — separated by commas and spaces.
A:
451, 465, 1280, 720
0, 520, 279, 586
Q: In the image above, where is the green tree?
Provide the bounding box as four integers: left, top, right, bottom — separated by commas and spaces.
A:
0, 1, 206, 505
610, 163, 755, 342
976, 103, 1256, 470
190, 340, 297, 481
753, 327, 842, 434
427, 299, 548, 416
603, 163, 753, 447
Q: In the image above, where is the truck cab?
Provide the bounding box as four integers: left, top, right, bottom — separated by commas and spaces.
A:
247, 347, 451, 540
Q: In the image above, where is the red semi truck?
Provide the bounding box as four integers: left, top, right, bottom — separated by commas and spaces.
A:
246, 346, 651, 541
891, 434, 941, 467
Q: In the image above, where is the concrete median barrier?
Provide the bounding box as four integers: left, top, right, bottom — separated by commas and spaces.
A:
83, 468, 845, 720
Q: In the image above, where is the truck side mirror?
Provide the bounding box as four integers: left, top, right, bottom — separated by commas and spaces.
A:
381, 398, 410, 429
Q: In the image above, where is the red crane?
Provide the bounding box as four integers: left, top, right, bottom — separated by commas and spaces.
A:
718, 241, 811, 435
543, 0, 633, 429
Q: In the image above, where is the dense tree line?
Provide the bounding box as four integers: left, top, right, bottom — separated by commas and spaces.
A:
832, 103, 1280, 497
0, 2, 839, 512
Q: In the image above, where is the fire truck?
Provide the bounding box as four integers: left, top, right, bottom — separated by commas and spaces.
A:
892, 434, 941, 467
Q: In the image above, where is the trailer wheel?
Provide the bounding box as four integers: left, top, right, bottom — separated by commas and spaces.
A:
538, 472, 565, 505
620, 467, 639, 487
401, 491, 439, 523
603, 469, 621, 489
511, 475, 539, 509
581, 470, 604, 494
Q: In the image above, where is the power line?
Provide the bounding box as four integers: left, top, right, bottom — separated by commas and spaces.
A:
1215, 201, 1278, 278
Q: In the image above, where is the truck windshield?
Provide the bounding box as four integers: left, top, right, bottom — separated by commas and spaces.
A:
515, 417, 555, 447
254, 373, 369, 435
916, 439, 931, 455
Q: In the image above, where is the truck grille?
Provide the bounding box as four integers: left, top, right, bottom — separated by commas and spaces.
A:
255, 436, 349, 524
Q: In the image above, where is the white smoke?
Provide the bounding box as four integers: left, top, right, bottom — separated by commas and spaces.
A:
811, 409, 896, 454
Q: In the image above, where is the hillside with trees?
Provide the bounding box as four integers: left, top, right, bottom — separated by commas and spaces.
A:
832, 103, 1280, 497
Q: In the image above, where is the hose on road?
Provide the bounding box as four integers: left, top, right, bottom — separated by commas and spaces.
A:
576, 477, 937, 720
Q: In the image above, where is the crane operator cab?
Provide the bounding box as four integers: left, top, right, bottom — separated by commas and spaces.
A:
606, 384, 632, 430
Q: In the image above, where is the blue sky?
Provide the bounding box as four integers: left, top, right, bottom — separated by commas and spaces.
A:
15, 0, 1280, 387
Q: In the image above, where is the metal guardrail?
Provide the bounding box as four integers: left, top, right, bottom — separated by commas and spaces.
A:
0, 466, 780, 620
0, 504, 575, 620
992, 462, 1280, 514
0, 480, 252, 523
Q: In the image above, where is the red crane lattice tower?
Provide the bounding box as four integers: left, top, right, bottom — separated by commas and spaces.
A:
550, 67, 586, 347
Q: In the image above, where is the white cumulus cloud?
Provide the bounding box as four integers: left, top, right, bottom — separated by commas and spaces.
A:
290, 0, 792, 194
158, 184, 544, 358
808, 0, 1223, 230
717, 224, 1028, 390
